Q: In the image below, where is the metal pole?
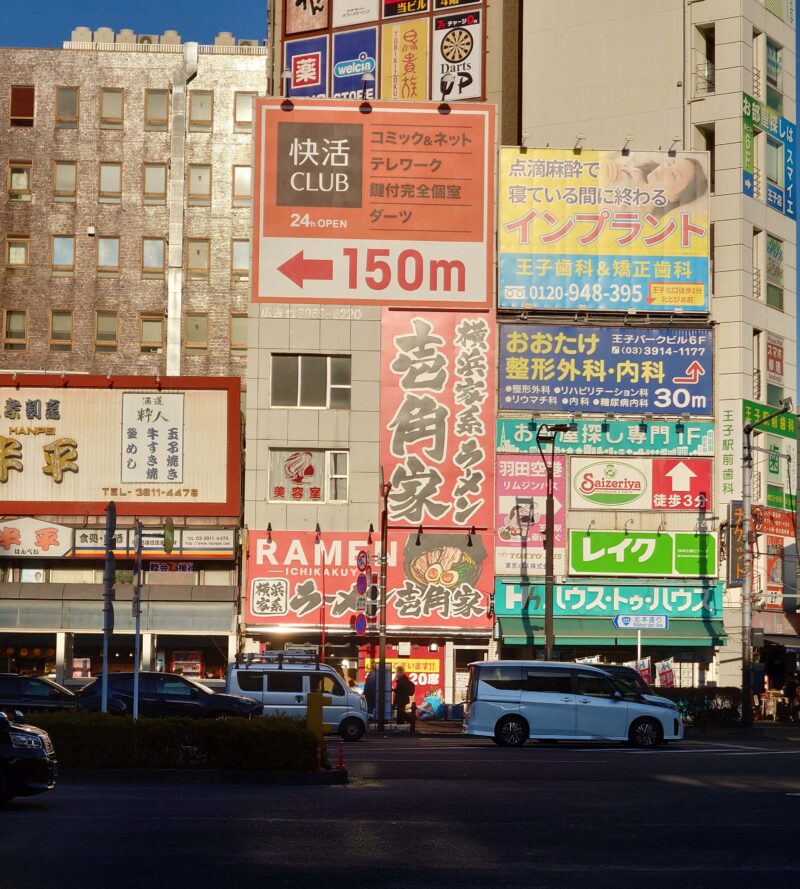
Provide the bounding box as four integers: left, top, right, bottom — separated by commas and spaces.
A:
741, 424, 754, 727
637, 630, 641, 663
544, 452, 555, 661
132, 520, 143, 722
377, 478, 391, 731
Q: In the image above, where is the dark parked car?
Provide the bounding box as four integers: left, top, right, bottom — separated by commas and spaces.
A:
0, 673, 76, 714
0, 709, 58, 803
76, 672, 261, 719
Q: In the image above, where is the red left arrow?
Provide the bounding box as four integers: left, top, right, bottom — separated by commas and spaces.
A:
277, 251, 334, 287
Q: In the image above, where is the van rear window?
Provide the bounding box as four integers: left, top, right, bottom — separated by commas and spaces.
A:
236, 671, 264, 692
480, 665, 524, 690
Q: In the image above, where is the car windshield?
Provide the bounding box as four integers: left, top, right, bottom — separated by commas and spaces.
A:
611, 677, 643, 700
183, 677, 215, 695
38, 677, 74, 695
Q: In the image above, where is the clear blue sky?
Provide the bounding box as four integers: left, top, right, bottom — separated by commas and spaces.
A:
2, 0, 267, 47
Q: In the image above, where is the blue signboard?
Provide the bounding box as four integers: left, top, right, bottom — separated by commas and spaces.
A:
332, 28, 377, 99
285, 35, 330, 99
498, 324, 713, 415
742, 93, 796, 220
494, 579, 723, 620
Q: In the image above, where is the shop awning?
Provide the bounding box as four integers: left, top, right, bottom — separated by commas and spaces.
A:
764, 634, 800, 652
497, 617, 727, 647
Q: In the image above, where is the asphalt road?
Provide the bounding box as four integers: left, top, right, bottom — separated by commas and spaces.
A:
2, 735, 799, 889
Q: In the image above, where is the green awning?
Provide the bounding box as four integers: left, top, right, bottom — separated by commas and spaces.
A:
497, 616, 727, 647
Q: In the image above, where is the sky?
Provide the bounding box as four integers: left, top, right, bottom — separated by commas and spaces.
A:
1, 0, 267, 47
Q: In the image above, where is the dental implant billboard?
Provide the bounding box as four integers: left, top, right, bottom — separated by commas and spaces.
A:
498, 148, 711, 312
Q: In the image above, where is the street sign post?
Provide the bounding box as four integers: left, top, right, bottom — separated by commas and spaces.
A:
252, 99, 495, 308
612, 614, 669, 661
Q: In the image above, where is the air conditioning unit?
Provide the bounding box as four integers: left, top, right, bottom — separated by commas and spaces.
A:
238, 39, 260, 47
138, 34, 159, 45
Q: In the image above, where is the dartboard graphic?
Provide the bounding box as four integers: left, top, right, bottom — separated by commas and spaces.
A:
441, 27, 473, 63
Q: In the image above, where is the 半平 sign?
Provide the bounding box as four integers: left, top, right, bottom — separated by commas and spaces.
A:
570, 457, 712, 511
568, 530, 717, 578
252, 99, 494, 308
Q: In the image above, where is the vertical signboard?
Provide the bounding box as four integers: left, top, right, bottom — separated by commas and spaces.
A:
285, 0, 331, 34
766, 333, 784, 384
253, 99, 494, 307
380, 17, 429, 100
497, 324, 713, 415
332, 27, 378, 99
498, 148, 711, 311
284, 35, 330, 98
742, 92, 796, 219
431, 9, 483, 101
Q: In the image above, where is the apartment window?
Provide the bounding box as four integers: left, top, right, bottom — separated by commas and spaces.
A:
695, 123, 715, 195
142, 238, 166, 277
766, 235, 784, 310
100, 88, 124, 129
3, 310, 27, 351
231, 240, 250, 278
234, 92, 256, 131
766, 39, 783, 113
767, 384, 783, 407
232, 166, 252, 207
694, 26, 715, 96
51, 236, 75, 272
99, 163, 122, 203
49, 310, 72, 352
231, 314, 248, 357
55, 87, 79, 127
97, 237, 120, 273
95, 310, 118, 352
54, 161, 77, 200
8, 162, 32, 201
144, 89, 169, 130
186, 239, 210, 278
5, 237, 30, 269
10, 85, 34, 126
766, 137, 782, 186
186, 313, 208, 354
268, 449, 349, 502
271, 355, 352, 409
187, 165, 212, 206
140, 314, 164, 353
143, 163, 167, 205
188, 91, 213, 131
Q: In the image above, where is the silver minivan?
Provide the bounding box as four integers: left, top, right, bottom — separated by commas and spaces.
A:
226, 653, 368, 741
463, 661, 683, 748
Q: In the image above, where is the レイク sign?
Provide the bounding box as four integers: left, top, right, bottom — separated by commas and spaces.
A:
568, 530, 717, 578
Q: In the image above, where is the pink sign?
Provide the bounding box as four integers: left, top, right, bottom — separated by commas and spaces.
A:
494, 454, 566, 576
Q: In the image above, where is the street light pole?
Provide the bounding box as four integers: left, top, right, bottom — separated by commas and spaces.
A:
741, 398, 793, 726
377, 476, 392, 732
536, 423, 572, 662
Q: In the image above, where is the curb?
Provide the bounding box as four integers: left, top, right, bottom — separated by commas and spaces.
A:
58, 767, 348, 786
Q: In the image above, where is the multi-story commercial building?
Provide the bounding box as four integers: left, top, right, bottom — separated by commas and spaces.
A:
0, 29, 265, 684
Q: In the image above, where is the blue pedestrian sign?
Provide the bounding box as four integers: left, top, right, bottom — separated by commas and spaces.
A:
613, 614, 669, 631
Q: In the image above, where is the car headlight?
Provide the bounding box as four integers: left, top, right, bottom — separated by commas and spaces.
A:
10, 732, 43, 749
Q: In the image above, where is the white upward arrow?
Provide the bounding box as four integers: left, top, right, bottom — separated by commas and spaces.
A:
665, 461, 696, 492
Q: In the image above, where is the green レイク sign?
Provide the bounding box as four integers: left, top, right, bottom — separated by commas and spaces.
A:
742, 400, 797, 439
568, 530, 717, 578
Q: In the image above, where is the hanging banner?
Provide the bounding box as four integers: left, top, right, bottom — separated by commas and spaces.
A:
332, 27, 378, 99
431, 9, 483, 101
380, 18, 429, 100
285, 0, 330, 34
495, 454, 566, 576
246, 530, 491, 631
497, 418, 715, 457
381, 310, 495, 534
742, 92, 796, 219
284, 35, 330, 98
498, 147, 711, 311
498, 324, 713, 415
568, 530, 717, 578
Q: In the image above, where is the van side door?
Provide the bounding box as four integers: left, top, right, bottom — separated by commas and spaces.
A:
264, 671, 305, 719
575, 671, 628, 739
520, 667, 576, 738
310, 672, 349, 732
233, 669, 265, 714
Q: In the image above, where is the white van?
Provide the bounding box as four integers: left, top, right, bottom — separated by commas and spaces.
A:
463, 661, 683, 748
227, 653, 368, 741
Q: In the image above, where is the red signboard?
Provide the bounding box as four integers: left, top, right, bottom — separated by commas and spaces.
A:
246, 530, 491, 631
651, 458, 712, 510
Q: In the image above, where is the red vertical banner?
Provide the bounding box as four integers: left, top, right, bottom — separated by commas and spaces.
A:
380, 310, 495, 626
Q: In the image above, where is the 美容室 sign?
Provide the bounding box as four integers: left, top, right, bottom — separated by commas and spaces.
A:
568, 530, 717, 578
570, 457, 712, 511
252, 99, 494, 308
498, 324, 712, 415
496, 418, 714, 457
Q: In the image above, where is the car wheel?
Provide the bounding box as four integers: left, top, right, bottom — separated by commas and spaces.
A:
628, 717, 663, 749
494, 715, 528, 748
339, 718, 365, 742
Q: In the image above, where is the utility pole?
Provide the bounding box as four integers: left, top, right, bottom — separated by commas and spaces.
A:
101, 502, 116, 715
377, 475, 392, 732
741, 398, 793, 726
132, 519, 143, 722
536, 423, 572, 661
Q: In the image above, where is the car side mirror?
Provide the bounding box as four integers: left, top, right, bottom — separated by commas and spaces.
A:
611, 690, 623, 701
190, 688, 199, 699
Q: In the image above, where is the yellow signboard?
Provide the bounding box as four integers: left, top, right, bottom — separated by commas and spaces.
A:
380, 18, 429, 101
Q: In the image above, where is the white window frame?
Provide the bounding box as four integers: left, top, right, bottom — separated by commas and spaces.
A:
270, 354, 352, 409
